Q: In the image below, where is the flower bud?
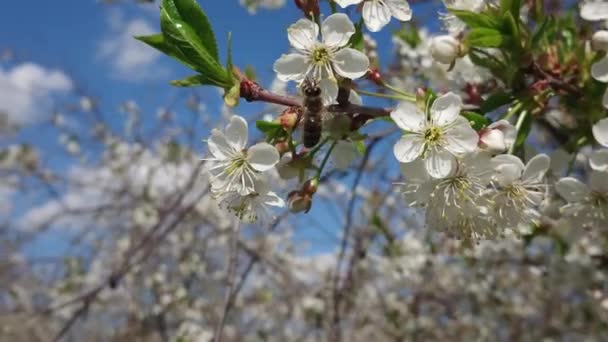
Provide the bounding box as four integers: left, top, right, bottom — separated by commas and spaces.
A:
302, 178, 318, 195
478, 120, 516, 154
430, 35, 462, 65
287, 190, 313, 213
274, 141, 290, 154
279, 107, 299, 131
592, 30, 608, 51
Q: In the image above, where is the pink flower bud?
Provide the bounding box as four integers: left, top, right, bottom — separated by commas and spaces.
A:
478, 120, 516, 153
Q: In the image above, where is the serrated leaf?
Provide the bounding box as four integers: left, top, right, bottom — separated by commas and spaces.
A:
449, 9, 503, 29
461, 111, 491, 130
160, 8, 231, 87
170, 74, 218, 87
480, 92, 513, 113
466, 28, 507, 48
163, 0, 219, 61
226, 32, 235, 85
135, 34, 196, 70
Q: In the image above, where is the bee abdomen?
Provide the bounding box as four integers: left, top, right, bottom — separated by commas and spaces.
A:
303, 115, 322, 148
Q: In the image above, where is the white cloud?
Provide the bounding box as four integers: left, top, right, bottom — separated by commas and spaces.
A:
0, 63, 73, 127
98, 11, 169, 81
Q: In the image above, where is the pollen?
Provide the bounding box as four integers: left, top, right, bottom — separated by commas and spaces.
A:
424, 126, 443, 145
311, 47, 330, 65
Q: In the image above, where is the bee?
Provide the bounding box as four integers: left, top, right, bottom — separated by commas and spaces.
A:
300, 78, 324, 148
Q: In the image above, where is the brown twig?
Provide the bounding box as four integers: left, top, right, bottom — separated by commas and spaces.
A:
329, 137, 380, 342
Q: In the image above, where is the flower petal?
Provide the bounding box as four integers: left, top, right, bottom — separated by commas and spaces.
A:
261, 191, 286, 208
590, 171, 608, 193
580, 1, 608, 21
225, 116, 248, 150
430, 92, 462, 126
248, 143, 280, 171
273, 53, 309, 82
319, 78, 339, 105
390, 102, 425, 132
591, 57, 608, 82
393, 134, 425, 163
592, 117, 608, 147
362, 0, 392, 32
443, 117, 478, 154
331, 48, 370, 79
522, 153, 550, 183
555, 177, 589, 203
386, 0, 412, 21
322, 13, 355, 48
400, 158, 430, 182
492, 154, 524, 185
333, 0, 362, 8
590, 149, 608, 172
207, 129, 233, 160
288, 18, 319, 51
425, 148, 456, 179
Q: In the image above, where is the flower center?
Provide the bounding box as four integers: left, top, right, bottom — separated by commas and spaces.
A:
311, 47, 331, 65
226, 153, 248, 175
424, 126, 443, 145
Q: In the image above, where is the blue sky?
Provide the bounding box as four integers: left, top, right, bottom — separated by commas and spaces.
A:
2, 0, 444, 257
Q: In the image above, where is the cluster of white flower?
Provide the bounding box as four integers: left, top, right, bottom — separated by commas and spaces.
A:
391, 92, 552, 241
205, 116, 284, 222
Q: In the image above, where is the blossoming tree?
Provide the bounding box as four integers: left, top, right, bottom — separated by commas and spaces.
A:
2, 0, 608, 341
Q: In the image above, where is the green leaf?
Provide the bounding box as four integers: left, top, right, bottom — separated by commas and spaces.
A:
514, 110, 533, 150
256, 120, 282, 134
531, 16, 552, 47
160, 8, 231, 87
349, 18, 365, 52
500, 0, 521, 17
244, 65, 257, 81
480, 92, 513, 113
448, 9, 503, 29
466, 28, 507, 48
163, 0, 219, 61
354, 140, 366, 155
461, 111, 491, 130
135, 34, 196, 70
226, 32, 235, 85
170, 74, 219, 87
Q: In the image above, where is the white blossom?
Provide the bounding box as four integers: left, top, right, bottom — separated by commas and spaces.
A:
488, 154, 550, 228
556, 172, 608, 229
592, 117, 608, 147
216, 180, 285, 223
589, 149, 608, 172
590, 57, 608, 108
424, 152, 495, 241
391, 92, 479, 178
580, 0, 608, 21
273, 13, 369, 88
334, 0, 412, 32
205, 116, 279, 196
